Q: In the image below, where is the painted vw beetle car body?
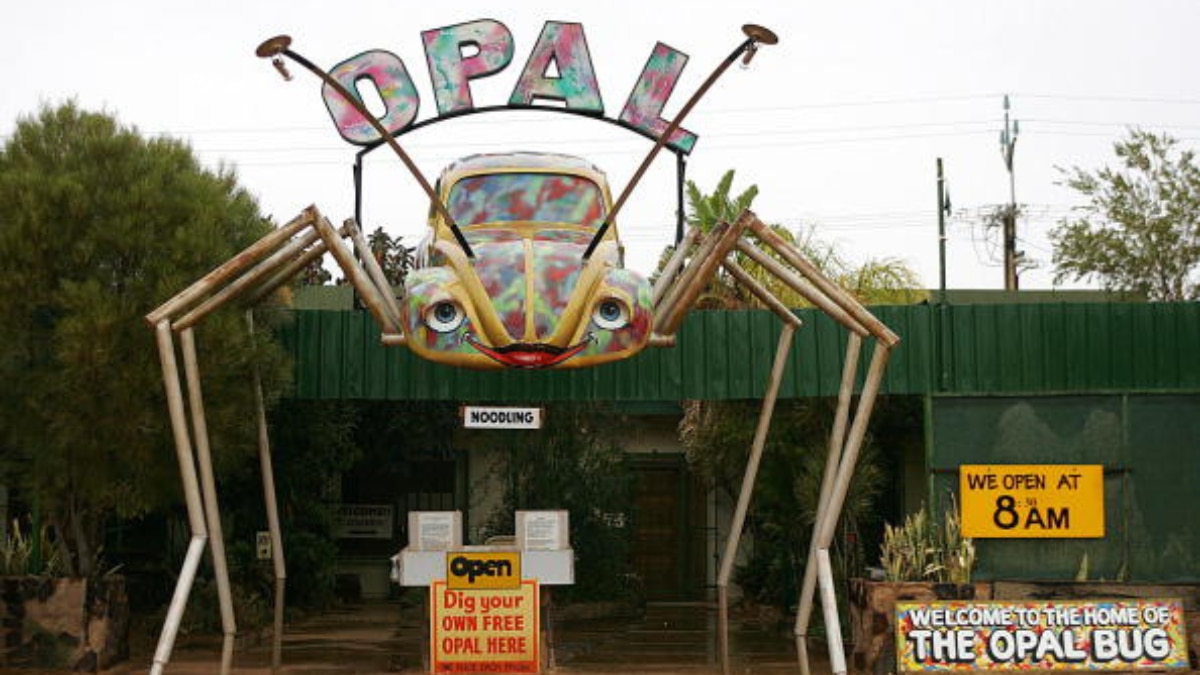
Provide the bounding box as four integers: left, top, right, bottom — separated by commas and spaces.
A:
403, 152, 652, 369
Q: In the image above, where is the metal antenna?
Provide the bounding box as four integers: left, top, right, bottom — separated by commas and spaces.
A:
581, 24, 778, 261
255, 35, 475, 259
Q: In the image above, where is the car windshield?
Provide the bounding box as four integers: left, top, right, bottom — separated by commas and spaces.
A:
447, 173, 606, 228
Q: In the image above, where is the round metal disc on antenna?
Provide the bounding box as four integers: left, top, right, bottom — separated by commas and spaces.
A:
256, 35, 293, 58
742, 24, 778, 45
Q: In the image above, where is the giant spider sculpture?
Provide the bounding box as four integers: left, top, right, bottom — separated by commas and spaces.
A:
146, 25, 897, 675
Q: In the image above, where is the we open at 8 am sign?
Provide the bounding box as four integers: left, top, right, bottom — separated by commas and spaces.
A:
896, 599, 1190, 671
960, 464, 1104, 538
432, 580, 539, 673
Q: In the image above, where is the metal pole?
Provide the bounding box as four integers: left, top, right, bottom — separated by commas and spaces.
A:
747, 218, 899, 346
145, 208, 317, 327
675, 152, 687, 246
717, 323, 796, 675
794, 333, 862, 675
345, 218, 405, 326
583, 24, 778, 260
150, 321, 210, 675
180, 329, 236, 675
247, 312, 287, 672
256, 36, 475, 259
806, 345, 892, 674
937, 158, 947, 303
816, 548, 848, 675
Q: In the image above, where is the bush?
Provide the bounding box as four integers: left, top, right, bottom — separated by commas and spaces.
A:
879, 499, 975, 583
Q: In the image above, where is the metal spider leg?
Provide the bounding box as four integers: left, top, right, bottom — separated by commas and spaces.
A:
144, 206, 395, 675
650, 210, 899, 675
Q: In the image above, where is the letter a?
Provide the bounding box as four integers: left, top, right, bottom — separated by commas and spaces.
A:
509, 22, 603, 112
422, 19, 515, 115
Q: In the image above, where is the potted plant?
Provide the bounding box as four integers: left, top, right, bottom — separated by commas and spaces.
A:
1, 520, 128, 671
849, 501, 986, 674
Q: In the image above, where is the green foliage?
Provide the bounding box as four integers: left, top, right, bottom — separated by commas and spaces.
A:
669, 170, 925, 609
0, 102, 288, 577
220, 400, 362, 609
1, 519, 64, 576
663, 169, 926, 309
1051, 129, 1200, 300
681, 399, 888, 608
366, 227, 413, 287
879, 500, 975, 583
484, 404, 635, 603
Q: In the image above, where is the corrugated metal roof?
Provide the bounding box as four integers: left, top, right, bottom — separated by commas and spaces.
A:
277, 302, 1200, 401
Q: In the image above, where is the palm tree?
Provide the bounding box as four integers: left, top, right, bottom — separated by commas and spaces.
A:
667, 170, 927, 308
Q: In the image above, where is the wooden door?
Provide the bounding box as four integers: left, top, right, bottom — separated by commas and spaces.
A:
631, 457, 705, 601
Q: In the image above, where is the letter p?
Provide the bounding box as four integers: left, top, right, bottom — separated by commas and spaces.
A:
422, 19, 515, 115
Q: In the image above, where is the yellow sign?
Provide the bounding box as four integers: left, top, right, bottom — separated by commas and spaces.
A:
960, 465, 1104, 538
445, 551, 521, 590
896, 599, 1190, 671
432, 580, 539, 674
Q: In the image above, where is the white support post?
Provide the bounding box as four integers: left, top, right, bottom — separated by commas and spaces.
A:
816, 548, 848, 675
796, 343, 893, 675
150, 321, 210, 675
795, 333, 862, 675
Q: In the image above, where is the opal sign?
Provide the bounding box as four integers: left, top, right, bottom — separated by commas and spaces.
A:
319, 19, 700, 153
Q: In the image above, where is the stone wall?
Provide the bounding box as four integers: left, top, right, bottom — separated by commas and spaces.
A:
848, 580, 992, 674
1, 576, 128, 671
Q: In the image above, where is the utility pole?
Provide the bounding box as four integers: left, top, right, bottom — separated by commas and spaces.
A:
999, 95, 1020, 291
936, 158, 950, 303
935, 158, 952, 392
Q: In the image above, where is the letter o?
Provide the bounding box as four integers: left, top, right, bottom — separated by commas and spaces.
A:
322, 50, 421, 145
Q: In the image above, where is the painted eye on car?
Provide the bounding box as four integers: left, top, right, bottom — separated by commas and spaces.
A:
592, 298, 630, 330
425, 301, 466, 333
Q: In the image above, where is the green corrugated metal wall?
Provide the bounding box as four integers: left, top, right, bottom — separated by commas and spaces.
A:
928, 394, 1200, 583
937, 302, 1200, 393
278, 302, 1200, 401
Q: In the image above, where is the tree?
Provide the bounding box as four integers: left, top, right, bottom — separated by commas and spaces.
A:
668, 170, 926, 307
0, 103, 289, 577
1051, 129, 1200, 300
366, 226, 413, 287
484, 404, 635, 603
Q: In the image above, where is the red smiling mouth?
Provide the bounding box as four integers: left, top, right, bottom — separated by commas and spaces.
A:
465, 334, 593, 369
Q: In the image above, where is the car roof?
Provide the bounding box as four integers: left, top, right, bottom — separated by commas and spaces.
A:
439, 152, 609, 184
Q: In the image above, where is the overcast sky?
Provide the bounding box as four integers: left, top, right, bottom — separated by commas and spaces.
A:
5, 1, 1200, 291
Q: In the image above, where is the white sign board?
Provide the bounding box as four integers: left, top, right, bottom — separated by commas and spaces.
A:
409, 511, 462, 551
462, 407, 543, 430
516, 510, 569, 551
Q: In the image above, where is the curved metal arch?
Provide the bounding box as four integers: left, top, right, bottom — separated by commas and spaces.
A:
353, 104, 696, 155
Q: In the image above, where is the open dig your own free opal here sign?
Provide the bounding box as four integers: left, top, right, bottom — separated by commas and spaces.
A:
432, 580, 539, 674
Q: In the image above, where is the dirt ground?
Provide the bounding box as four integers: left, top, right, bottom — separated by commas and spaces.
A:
6, 600, 1192, 675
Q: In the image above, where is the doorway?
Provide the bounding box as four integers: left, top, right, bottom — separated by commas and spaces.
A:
630, 455, 707, 601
